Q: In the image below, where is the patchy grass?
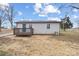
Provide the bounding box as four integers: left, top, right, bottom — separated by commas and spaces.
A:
0, 50, 13, 56
0, 30, 79, 56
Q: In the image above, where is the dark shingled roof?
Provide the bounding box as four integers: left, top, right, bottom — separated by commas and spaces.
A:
15, 20, 61, 23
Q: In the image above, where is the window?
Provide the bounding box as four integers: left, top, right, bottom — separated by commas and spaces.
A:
47, 24, 50, 29
22, 24, 26, 32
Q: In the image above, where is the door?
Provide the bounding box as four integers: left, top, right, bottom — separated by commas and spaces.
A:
22, 24, 26, 32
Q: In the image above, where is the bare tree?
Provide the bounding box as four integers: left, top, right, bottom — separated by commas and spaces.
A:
8, 6, 14, 29
69, 4, 79, 27
0, 4, 8, 31
0, 4, 14, 30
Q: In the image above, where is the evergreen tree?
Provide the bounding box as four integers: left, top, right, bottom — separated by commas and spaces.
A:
61, 16, 73, 31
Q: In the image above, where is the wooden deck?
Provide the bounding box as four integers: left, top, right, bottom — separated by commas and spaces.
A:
13, 28, 33, 36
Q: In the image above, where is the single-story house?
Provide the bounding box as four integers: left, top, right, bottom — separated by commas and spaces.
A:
14, 21, 61, 36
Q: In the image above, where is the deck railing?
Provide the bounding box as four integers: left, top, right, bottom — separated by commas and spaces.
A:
13, 28, 33, 36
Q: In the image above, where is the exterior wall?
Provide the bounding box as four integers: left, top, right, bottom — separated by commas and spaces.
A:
16, 23, 60, 34
31, 23, 60, 34
16, 24, 30, 28
16, 24, 22, 28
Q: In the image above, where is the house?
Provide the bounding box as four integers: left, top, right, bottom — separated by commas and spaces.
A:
14, 21, 61, 36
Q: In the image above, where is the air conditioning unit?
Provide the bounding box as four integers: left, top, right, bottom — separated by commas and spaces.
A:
54, 32, 59, 35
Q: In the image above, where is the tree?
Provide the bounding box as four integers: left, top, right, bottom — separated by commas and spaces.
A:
8, 6, 14, 29
70, 4, 79, 27
57, 4, 74, 31
61, 15, 73, 31
70, 3, 79, 27
0, 4, 8, 31
0, 4, 14, 30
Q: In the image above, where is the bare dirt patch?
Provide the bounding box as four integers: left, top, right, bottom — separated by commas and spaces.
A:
0, 31, 79, 56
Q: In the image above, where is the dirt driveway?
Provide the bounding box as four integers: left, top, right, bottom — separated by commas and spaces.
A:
0, 31, 79, 56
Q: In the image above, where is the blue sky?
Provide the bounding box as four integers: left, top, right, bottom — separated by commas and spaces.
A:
5, 3, 79, 28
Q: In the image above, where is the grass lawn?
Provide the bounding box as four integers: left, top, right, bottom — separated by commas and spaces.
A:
0, 30, 79, 56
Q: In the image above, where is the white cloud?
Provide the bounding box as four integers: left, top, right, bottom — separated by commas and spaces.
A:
34, 3, 42, 13
34, 8, 40, 13
18, 11, 23, 16
29, 19, 32, 21
73, 15, 78, 18
18, 18, 33, 21
44, 5, 61, 14
38, 10, 48, 17
35, 3, 42, 8
48, 17, 61, 21
34, 3, 61, 17
39, 14, 47, 17
73, 9, 78, 12
20, 19, 25, 21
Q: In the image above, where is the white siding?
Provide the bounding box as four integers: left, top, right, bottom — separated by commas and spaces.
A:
17, 24, 30, 28
16, 23, 60, 34
16, 24, 22, 28
31, 23, 60, 34
26, 24, 29, 28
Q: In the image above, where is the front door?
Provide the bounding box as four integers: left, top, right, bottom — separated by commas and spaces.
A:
22, 24, 26, 32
